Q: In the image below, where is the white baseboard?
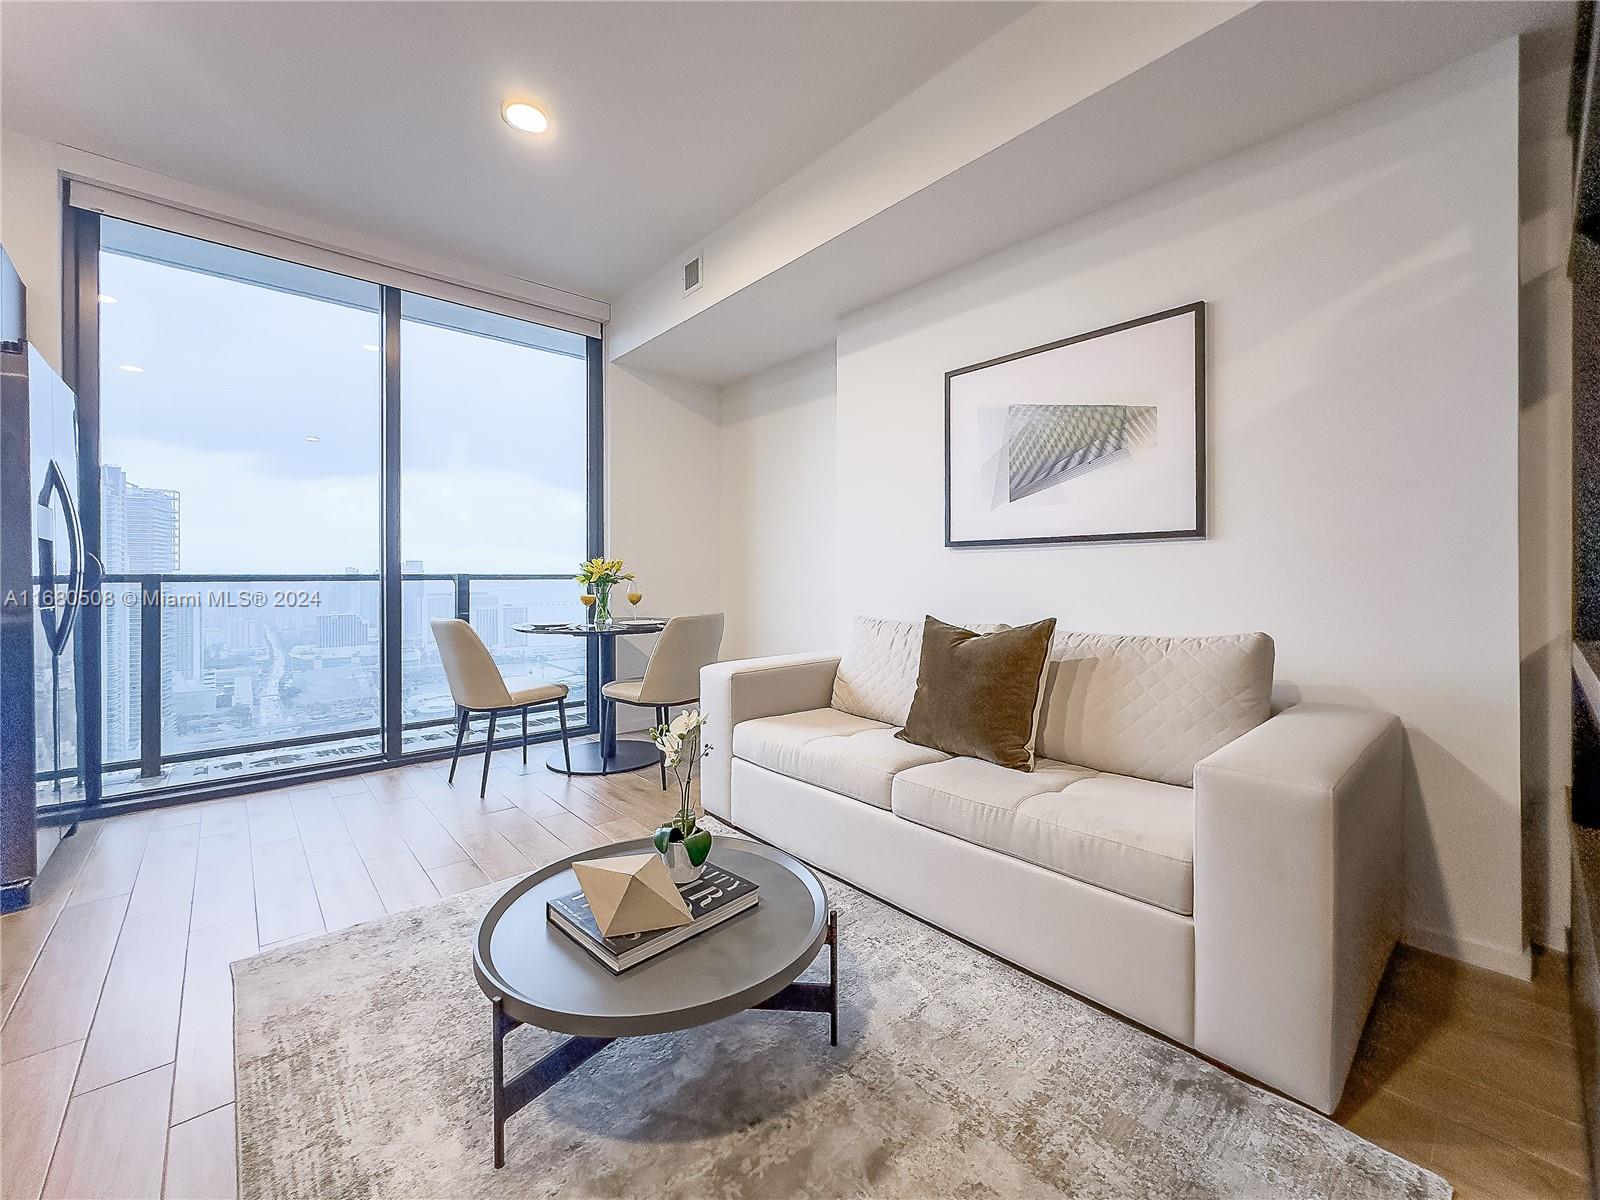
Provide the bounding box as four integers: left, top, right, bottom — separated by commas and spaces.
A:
1402, 924, 1533, 979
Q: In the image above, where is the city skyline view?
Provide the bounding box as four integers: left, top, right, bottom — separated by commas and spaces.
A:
98, 458, 590, 790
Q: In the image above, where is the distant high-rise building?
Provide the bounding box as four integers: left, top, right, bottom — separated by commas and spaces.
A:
101, 465, 181, 759
166, 606, 203, 681
330, 567, 380, 632
402, 560, 428, 642
316, 613, 368, 648
473, 592, 501, 648
225, 617, 257, 651
476, 608, 501, 647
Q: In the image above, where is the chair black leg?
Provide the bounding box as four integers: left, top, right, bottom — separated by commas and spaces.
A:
522, 707, 529, 766
557, 699, 572, 773
481, 711, 498, 798
449, 708, 469, 784
656, 706, 668, 789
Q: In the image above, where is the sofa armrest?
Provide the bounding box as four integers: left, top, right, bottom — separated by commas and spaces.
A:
1192, 703, 1403, 1113
699, 653, 841, 821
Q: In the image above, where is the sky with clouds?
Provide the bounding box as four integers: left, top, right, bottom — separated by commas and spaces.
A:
98, 243, 588, 577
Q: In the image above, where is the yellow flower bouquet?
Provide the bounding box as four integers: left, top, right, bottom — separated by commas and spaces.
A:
574, 557, 634, 624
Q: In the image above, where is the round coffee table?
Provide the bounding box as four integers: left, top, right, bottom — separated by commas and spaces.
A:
473, 836, 837, 1168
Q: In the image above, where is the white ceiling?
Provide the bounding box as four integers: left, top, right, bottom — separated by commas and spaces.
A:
0, 1, 1028, 300
616, 0, 1568, 384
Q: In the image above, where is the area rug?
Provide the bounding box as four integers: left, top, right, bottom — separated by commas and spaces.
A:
234, 848, 1449, 1199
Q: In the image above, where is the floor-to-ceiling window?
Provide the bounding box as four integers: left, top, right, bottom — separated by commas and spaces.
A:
398, 294, 593, 753
66, 207, 601, 808
96, 219, 384, 793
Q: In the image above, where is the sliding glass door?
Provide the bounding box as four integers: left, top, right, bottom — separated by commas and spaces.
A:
64, 209, 601, 809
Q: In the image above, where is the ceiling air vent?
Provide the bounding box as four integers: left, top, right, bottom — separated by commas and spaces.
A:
683, 252, 703, 297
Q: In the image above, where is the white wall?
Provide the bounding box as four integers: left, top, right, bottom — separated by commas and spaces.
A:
720, 42, 1535, 974
604, 363, 724, 723
0, 128, 65, 371
718, 348, 836, 660
1518, 27, 1576, 949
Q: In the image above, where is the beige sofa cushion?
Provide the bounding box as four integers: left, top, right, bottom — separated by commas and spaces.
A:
732, 707, 949, 810
1036, 631, 1274, 787
832, 616, 1007, 727
892, 760, 1196, 915
831, 617, 922, 726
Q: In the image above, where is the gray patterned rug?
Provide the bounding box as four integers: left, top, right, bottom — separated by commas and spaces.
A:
234, 851, 1448, 1199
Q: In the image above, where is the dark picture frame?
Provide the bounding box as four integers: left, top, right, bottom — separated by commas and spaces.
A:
943, 301, 1206, 548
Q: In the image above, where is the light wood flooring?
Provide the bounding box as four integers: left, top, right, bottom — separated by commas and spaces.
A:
0, 742, 1588, 1200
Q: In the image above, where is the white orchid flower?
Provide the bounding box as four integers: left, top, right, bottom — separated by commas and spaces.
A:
649, 708, 716, 843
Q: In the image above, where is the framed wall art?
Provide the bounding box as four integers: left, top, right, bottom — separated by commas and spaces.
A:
944, 301, 1206, 547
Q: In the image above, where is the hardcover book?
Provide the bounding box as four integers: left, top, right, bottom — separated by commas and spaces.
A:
548, 861, 760, 973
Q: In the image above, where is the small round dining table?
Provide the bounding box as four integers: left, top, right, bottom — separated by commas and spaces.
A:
511, 619, 667, 776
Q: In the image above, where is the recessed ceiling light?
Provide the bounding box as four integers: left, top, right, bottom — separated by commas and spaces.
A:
118, 364, 144, 373
98, 294, 117, 304
304, 435, 321, 443
361, 343, 379, 352
501, 100, 549, 134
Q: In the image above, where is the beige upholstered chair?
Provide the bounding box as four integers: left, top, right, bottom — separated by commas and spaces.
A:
601, 612, 725, 787
431, 618, 572, 797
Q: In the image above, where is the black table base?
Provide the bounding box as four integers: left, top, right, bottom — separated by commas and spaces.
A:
546, 737, 660, 777
523, 623, 670, 779
489, 911, 838, 1168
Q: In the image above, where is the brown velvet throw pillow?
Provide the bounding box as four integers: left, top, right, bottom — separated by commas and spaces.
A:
896, 615, 1058, 771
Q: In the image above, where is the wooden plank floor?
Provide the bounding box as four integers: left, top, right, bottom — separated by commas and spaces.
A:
0, 743, 1587, 1199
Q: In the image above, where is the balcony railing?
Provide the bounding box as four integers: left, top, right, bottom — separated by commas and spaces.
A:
93, 571, 594, 798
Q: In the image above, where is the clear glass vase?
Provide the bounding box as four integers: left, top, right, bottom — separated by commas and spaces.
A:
592, 581, 612, 625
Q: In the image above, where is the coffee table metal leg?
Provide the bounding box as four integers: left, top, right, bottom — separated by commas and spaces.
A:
491, 998, 616, 1169
492, 999, 509, 1168
828, 910, 838, 1047
753, 909, 839, 1046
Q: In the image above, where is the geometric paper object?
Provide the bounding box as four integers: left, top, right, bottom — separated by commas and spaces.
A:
1004, 403, 1157, 502
571, 852, 692, 938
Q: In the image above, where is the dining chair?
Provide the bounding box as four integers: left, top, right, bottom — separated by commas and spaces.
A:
430, 618, 572, 798
600, 612, 725, 788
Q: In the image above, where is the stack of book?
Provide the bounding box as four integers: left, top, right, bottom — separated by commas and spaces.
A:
548, 862, 760, 973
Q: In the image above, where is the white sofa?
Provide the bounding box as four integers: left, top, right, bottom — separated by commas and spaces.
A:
701, 618, 1403, 1114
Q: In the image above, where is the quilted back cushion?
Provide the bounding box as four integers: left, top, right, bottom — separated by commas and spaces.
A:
1035, 631, 1274, 786
832, 616, 1009, 727
831, 617, 925, 726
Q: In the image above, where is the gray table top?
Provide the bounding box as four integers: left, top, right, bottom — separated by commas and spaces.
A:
511, 620, 667, 637
473, 837, 829, 1037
